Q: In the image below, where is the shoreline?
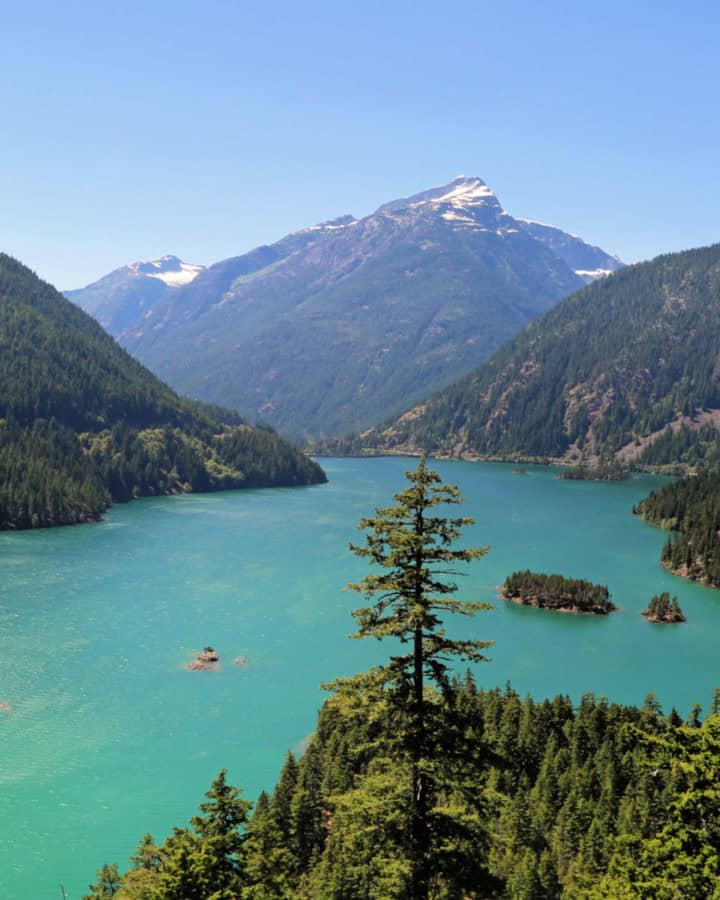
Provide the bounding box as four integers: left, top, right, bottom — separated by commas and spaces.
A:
500, 593, 616, 616
311, 448, 686, 476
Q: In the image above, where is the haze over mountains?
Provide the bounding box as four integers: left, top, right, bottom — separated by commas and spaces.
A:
68, 176, 622, 438
334, 242, 720, 468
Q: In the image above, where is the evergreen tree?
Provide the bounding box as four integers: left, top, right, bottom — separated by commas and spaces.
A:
344, 456, 492, 899
83, 864, 122, 899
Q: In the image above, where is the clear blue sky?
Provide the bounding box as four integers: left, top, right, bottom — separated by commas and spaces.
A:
2, 0, 719, 287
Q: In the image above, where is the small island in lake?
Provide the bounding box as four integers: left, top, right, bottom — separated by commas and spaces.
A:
188, 646, 221, 671
642, 592, 686, 623
502, 570, 616, 615
559, 461, 629, 481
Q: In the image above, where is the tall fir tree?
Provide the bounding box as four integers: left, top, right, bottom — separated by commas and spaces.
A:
345, 456, 492, 899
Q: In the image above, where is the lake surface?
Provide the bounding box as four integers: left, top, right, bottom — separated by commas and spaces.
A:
1, 457, 719, 898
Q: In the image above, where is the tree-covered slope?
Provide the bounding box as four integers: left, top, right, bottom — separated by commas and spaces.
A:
635, 467, 720, 587
86, 683, 720, 899
69, 177, 621, 438
0, 254, 325, 529
340, 243, 720, 464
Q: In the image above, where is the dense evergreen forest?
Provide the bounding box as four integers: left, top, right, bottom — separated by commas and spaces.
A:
635, 467, 720, 587
323, 242, 720, 468
83, 460, 719, 898
501, 571, 615, 614
0, 254, 325, 529
85, 684, 720, 899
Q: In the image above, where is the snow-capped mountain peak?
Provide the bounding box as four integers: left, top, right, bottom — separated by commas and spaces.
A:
129, 256, 206, 287
374, 175, 500, 217
419, 176, 497, 207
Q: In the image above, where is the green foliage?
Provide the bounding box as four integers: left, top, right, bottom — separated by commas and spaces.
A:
502, 570, 615, 613
592, 715, 720, 898
641, 592, 685, 623
90, 684, 720, 899
558, 460, 629, 481
324, 457, 491, 900
83, 863, 122, 899
339, 457, 492, 898
0, 253, 325, 530
635, 467, 720, 587
96, 771, 252, 899
346, 457, 492, 686
636, 422, 720, 470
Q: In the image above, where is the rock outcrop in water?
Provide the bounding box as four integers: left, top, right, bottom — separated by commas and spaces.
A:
188, 647, 221, 671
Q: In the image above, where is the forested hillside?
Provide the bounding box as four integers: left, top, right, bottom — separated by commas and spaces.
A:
334, 243, 720, 466
635, 467, 720, 587
0, 254, 325, 529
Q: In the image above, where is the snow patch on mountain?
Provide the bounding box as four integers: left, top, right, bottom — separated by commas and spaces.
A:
517, 217, 561, 230
423, 178, 496, 207
575, 268, 616, 283
128, 256, 205, 287
147, 263, 204, 286
441, 210, 488, 228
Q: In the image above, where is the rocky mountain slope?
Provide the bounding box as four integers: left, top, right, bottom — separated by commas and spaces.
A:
330, 242, 720, 466
68, 177, 621, 438
0, 253, 325, 530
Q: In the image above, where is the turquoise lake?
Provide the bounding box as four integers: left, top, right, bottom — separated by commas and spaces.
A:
2, 457, 719, 898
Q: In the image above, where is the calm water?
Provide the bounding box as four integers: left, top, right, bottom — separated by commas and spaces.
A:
1, 457, 719, 898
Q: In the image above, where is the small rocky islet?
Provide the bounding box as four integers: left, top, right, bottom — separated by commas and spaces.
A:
187, 647, 221, 671
186, 647, 249, 671
642, 592, 686, 624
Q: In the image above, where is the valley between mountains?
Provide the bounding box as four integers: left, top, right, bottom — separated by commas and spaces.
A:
67, 176, 621, 439
5, 174, 720, 899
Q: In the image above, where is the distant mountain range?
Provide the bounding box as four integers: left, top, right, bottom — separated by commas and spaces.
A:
67, 176, 622, 438
328, 242, 720, 468
0, 253, 325, 530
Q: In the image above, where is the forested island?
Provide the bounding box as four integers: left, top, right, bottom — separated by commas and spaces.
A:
558, 461, 629, 481
501, 570, 616, 614
635, 467, 720, 587
0, 254, 326, 530
642, 592, 686, 623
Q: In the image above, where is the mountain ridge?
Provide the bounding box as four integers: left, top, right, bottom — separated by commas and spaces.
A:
67, 176, 622, 438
